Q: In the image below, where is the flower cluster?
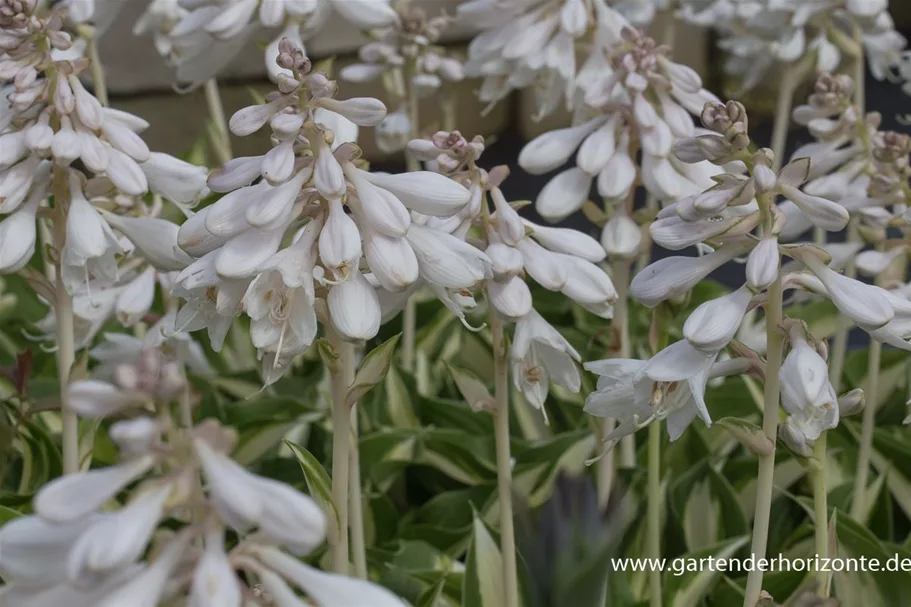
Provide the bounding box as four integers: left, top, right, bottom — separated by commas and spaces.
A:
0, 3, 207, 299
459, 0, 631, 119
517, 25, 721, 263
400, 127, 618, 415
340, 0, 464, 154
166, 0, 397, 88
584, 96, 894, 445
679, 0, 904, 92
0, 412, 407, 606
174, 40, 493, 384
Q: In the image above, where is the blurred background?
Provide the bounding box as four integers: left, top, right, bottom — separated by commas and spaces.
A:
103, 2, 911, 217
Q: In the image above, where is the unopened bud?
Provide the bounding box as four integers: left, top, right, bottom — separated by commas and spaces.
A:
306, 71, 336, 99
113, 363, 140, 391
809, 73, 853, 111
157, 362, 186, 399
696, 134, 735, 163
873, 131, 911, 163
779, 420, 812, 457
110, 417, 160, 454
838, 388, 865, 417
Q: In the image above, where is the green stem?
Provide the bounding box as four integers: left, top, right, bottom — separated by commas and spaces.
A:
813, 432, 830, 596
349, 406, 368, 579
850, 339, 880, 520
87, 35, 108, 107
52, 168, 77, 474
598, 260, 631, 507
647, 421, 662, 607
854, 24, 866, 116
771, 65, 797, 172
205, 78, 233, 165
662, 0, 676, 50
328, 328, 353, 574
742, 274, 784, 607
491, 308, 520, 607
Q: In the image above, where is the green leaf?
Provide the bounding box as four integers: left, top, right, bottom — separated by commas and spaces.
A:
445, 363, 495, 412
348, 334, 401, 407
834, 512, 911, 604
663, 535, 750, 607
463, 513, 505, 607
285, 441, 340, 546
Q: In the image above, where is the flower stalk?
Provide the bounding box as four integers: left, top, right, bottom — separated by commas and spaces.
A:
743, 192, 785, 606
86, 33, 108, 107
647, 420, 662, 607
479, 180, 519, 607
771, 65, 797, 171
328, 327, 353, 574
490, 306, 519, 607
598, 259, 631, 507
204, 78, 233, 165
52, 166, 77, 474
349, 408, 368, 579
813, 431, 830, 596
851, 338, 880, 520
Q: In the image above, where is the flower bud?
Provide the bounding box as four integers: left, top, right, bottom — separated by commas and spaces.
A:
518, 118, 605, 175
601, 215, 642, 259
328, 271, 382, 341
746, 238, 779, 291
779, 420, 812, 457
683, 285, 752, 352
313, 96, 387, 127
485, 242, 524, 281
838, 388, 865, 417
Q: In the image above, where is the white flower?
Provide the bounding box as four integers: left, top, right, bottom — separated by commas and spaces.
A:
68, 378, 145, 418
253, 545, 408, 606
534, 167, 592, 222
328, 270, 382, 342
0, 515, 100, 587
798, 251, 894, 330
194, 438, 326, 551
683, 285, 752, 353
779, 336, 839, 441
0, 191, 39, 273
585, 340, 722, 442
35, 455, 157, 522
525, 221, 605, 262
94, 531, 192, 607
631, 242, 748, 308
601, 214, 641, 259
511, 310, 581, 415
67, 483, 173, 584
746, 238, 780, 291
488, 275, 533, 320
102, 213, 193, 272
62, 172, 124, 292
190, 526, 242, 607
406, 223, 492, 289
519, 118, 606, 175
319, 197, 362, 281
140, 152, 210, 206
